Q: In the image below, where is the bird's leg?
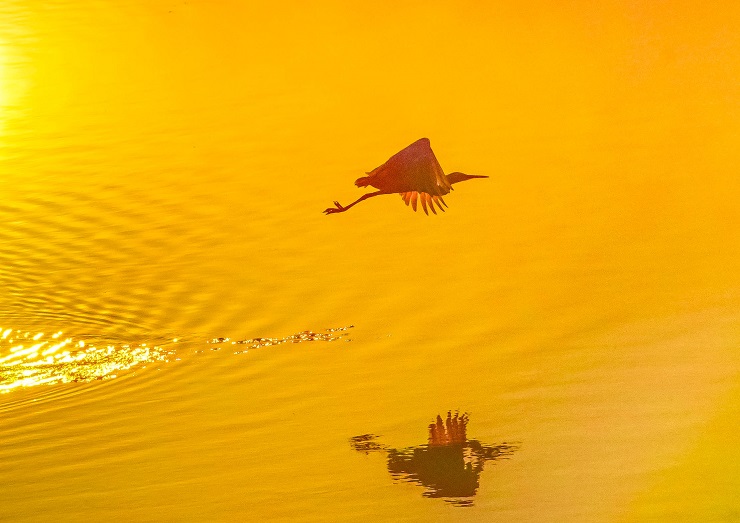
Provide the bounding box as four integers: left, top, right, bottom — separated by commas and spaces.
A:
324, 191, 383, 214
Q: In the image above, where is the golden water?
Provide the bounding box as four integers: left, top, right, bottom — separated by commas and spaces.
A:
1, 2, 739, 521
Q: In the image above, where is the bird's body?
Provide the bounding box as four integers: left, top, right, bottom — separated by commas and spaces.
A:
355, 138, 452, 195
324, 138, 487, 215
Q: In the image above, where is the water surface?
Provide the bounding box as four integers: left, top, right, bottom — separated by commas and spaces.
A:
1, 2, 739, 521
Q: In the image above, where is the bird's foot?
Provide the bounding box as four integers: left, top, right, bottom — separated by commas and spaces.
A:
323, 201, 345, 214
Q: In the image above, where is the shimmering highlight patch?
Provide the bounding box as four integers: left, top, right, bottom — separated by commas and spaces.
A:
0, 326, 353, 392
207, 325, 353, 354
0, 328, 173, 393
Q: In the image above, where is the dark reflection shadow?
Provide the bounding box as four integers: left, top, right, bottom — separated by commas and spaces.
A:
350, 412, 518, 507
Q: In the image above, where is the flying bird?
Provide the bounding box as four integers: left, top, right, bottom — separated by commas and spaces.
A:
324, 138, 487, 215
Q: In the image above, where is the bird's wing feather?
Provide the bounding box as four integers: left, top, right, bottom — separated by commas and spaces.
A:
400, 191, 446, 213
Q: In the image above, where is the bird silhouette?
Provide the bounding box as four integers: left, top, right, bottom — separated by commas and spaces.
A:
324, 138, 488, 215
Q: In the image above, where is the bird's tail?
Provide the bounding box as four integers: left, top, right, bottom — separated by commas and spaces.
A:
354, 176, 372, 188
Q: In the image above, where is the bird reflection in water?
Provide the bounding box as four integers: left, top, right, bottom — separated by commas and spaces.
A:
350, 412, 517, 506
324, 138, 487, 215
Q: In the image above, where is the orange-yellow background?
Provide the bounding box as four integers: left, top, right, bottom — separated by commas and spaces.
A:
0, 1, 738, 521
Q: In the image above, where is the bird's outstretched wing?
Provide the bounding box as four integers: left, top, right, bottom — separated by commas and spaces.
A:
363, 138, 452, 196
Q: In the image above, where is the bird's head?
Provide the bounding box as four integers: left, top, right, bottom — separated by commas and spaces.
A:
446, 172, 488, 185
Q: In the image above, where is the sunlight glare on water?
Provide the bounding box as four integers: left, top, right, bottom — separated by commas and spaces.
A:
0, 328, 174, 392
0, 1, 739, 522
